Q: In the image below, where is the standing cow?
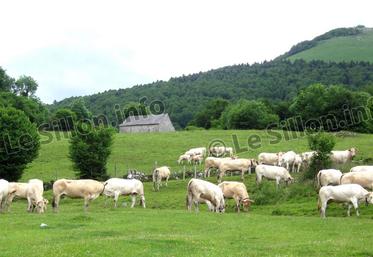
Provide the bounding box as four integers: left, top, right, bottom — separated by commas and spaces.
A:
0, 179, 9, 212
103, 178, 145, 208
52, 179, 105, 211
218, 181, 254, 212
330, 148, 357, 165
153, 166, 171, 191
255, 164, 293, 188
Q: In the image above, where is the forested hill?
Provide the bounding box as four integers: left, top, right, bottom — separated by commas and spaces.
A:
49, 60, 373, 128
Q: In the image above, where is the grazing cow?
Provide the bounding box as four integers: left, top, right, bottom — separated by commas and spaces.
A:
0, 179, 9, 212
301, 151, 316, 166
217, 158, 256, 183
190, 154, 204, 165
26, 179, 45, 214
204, 157, 236, 177
340, 171, 373, 190
293, 154, 302, 173
330, 148, 357, 164
178, 154, 191, 165
350, 166, 373, 173
258, 152, 283, 166
209, 146, 233, 157
103, 178, 145, 208
52, 179, 105, 211
316, 169, 342, 188
186, 178, 225, 213
153, 166, 171, 191
218, 181, 254, 212
185, 147, 207, 157
255, 164, 294, 188
318, 184, 373, 218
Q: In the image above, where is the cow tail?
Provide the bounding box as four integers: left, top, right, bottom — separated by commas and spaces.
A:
52, 195, 56, 208
316, 171, 322, 189
340, 174, 345, 185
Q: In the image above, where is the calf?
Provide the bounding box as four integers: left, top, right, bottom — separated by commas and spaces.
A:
26, 179, 45, 214
218, 181, 254, 212
186, 178, 225, 213
318, 184, 373, 218
103, 178, 145, 208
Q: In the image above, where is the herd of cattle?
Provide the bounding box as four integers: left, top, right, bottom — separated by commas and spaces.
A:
1, 145, 373, 218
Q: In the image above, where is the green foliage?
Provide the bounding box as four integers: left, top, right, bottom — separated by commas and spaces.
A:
190, 98, 229, 129
69, 124, 115, 180
0, 92, 48, 125
70, 98, 92, 121
221, 100, 279, 129
184, 125, 204, 131
13, 75, 38, 98
288, 84, 373, 132
53, 108, 77, 131
0, 107, 40, 181
122, 102, 148, 123
0, 67, 15, 92
305, 131, 336, 179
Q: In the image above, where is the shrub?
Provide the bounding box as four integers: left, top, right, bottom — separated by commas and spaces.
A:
304, 131, 336, 180
0, 107, 40, 181
69, 123, 115, 180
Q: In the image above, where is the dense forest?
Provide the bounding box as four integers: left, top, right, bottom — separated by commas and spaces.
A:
49, 60, 373, 129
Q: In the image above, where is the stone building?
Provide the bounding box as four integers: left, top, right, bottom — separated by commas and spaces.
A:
119, 113, 175, 133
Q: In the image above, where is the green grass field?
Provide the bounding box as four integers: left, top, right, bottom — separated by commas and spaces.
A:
2, 130, 373, 256
288, 29, 373, 63
23, 130, 373, 181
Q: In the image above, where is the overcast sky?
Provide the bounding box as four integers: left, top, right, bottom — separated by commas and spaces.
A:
1, 0, 372, 103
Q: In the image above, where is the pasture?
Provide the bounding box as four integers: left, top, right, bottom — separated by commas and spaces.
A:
2, 129, 373, 256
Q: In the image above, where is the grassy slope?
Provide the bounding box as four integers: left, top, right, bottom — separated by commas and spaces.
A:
23, 130, 373, 181
288, 29, 373, 62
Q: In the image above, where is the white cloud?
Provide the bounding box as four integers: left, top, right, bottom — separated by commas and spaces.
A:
1, 0, 372, 103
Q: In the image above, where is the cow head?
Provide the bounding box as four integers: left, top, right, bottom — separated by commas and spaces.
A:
35, 200, 45, 214
349, 148, 357, 158
285, 175, 294, 185
365, 192, 373, 206
242, 198, 254, 211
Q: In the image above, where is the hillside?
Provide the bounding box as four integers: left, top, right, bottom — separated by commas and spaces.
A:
286, 26, 373, 62
48, 26, 373, 128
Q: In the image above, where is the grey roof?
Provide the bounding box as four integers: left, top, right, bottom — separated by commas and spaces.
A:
119, 114, 171, 127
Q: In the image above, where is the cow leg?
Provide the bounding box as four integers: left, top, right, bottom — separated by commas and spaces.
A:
351, 199, 359, 216
130, 194, 136, 208
234, 196, 240, 213
194, 201, 199, 212
347, 204, 352, 217
140, 195, 146, 208
27, 197, 33, 212
52, 194, 61, 212
114, 192, 120, 208
320, 201, 327, 218
276, 178, 281, 189
187, 194, 193, 211
241, 170, 244, 181
84, 196, 90, 212
165, 176, 169, 187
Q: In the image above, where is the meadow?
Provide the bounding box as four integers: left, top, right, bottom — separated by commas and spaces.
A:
2, 129, 373, 256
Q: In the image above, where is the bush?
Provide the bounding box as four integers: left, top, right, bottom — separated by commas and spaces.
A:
184, 126, 204, 131
304, 131, 336, 180
53, 108, 77, 131
0, 107, 40, 181
69, 123, 115, 180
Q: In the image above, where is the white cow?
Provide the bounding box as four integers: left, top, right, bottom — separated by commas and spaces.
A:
190, 154, 204, 165
318, 184, 373, 218
26, 179, 45, 213
0, 179, 9, 212
330, 148, 357, 164
153, 166, 171, 191
103, 178, 145, 208
258, 152, 283, 166
255, 164, 294, 188
185, 147, 206, 157
350, 166, 373, 173
204, 157, 236, 177
218, 181, 254, 212
217, 158, 256, 182
301, 151, 316, 166
52, 179, 105, 211
340, 171, 373, 190
178, 154, 191, 165
186, 178, 225, 213
316, 169, 342, 188
278, 151, 297, 172
7, 182, 29, 207
209, 146, 233, 157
